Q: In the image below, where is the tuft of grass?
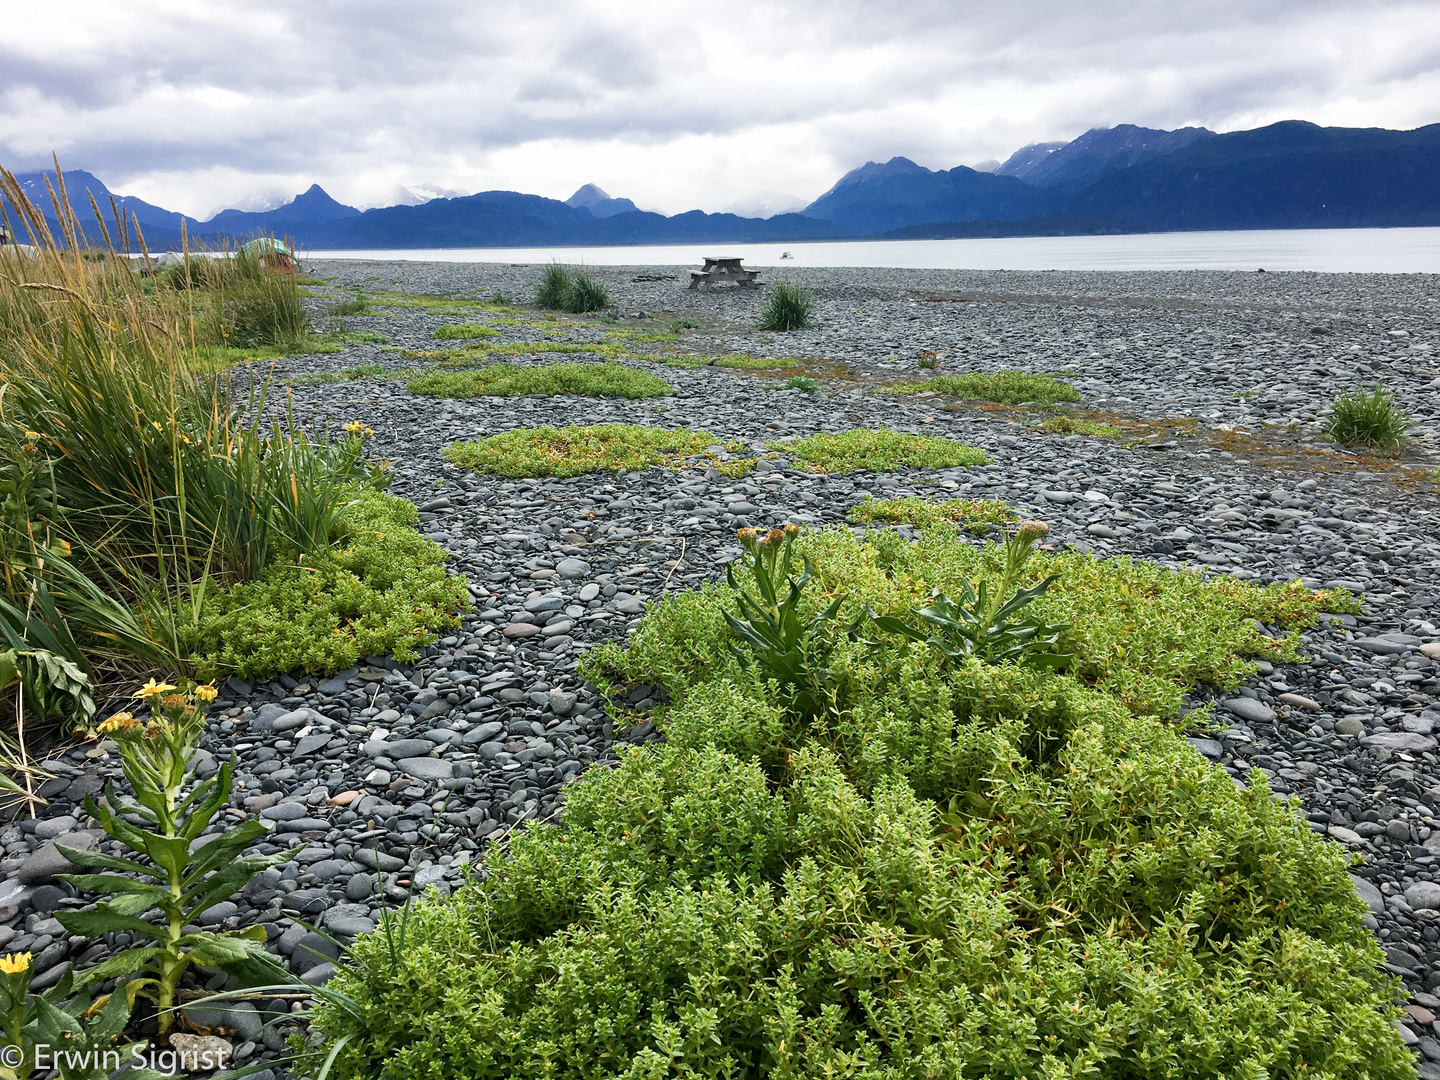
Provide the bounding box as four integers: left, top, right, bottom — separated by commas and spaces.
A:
328, 293, 373, 316
756, 281, 813, 331
536, 264, 612, 314
407, 361, 670, 400
887, 371, 1081, 405
1325, 384, 1412, 450
667, 317, 699, 332
444, 424, 749, 478
850, 495, 1019, 533
1039, 415, 1125, 439
785, 376, 818, 393
787, 429, 987, 473
433, 322, 500, 340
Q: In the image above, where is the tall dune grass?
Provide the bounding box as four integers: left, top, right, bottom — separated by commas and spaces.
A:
0, 166, 373, 744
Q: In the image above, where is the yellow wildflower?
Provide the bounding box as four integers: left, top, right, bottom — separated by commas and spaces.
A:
783, 522, 802, 537
160, 693, 188, 709
97, 712, 141, 735
0, 953, 31, 975
363, 427, 374, 438
343, 421, 365, 434
23, 431, 41, 441
136, 678, 178, 700
194, 684, 218, 703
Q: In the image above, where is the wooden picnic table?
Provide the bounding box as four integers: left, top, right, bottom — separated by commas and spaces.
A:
690, 256, 761, 290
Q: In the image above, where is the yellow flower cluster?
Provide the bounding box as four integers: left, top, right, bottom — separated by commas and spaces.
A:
136, 679, 177, 700
98, 712, 142, 736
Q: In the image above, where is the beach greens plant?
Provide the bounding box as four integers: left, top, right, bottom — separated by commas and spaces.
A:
886, 370, 1081, 405
407, 362, 669, 400
444, 424, 751, 479
756, 281, 813, 331
0, 954, 165, 1080
1326, 383, 1412, 450
431, 322, 499, 340
871, 521, 1071, 670
850, 494, 1019, 533
305, 521, 1406, 1080
54, 682, 295, 1041
786, 428, 987, 472
784, 375, 818, 393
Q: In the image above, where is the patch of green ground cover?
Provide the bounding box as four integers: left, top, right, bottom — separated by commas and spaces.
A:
196, 330, 389, 367
444, 423, 750, 478
370, 291, 517, 314
190, 488, 469, 679
662, 353, 795, 370
432, 322, 501, 340
408, 361, 670, 400
310, 525, 1404, 1080
408, 340, 635, 363
787, 428, 988, 472
851, 494, 1019, 532
287, 363, 397, 386
605, 327, 681, 344
888, 370, 1081, 406
1038, 414, 1125, 438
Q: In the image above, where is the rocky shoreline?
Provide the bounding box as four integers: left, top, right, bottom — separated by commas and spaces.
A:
3, 261, 1438, 1076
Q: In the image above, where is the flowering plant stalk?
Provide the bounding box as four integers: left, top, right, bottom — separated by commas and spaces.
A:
871, 521, 1072, 669
54, 681, 295, 1042
0, 951, 164, 1080
723, 525, 859, 719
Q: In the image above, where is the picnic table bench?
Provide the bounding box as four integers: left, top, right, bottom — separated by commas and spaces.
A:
689, 256, 761, 290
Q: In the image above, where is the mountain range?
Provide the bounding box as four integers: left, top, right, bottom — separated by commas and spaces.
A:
6, 119, 1440, 251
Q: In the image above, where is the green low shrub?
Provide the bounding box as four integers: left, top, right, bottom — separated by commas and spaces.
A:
1326, 383, 1412, 450
787, 428, 988, 472
444, 424, 749, 478
189, 488, 468, 678
308, 525, 1403, 1080
888, 371, 1081, 405
407, 361, 668, 400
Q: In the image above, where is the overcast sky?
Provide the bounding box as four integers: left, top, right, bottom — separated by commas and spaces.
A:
4, 0, 1439, 220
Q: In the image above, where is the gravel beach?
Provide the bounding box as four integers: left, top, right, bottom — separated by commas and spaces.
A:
5, 259, 1440, 1074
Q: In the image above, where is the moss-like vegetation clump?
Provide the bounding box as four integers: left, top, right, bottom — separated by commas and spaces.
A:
191, 488, 469, 678
407, 361, 669, 399
888, 370, 1081, 405
432, 322, 500, 340
444, 423, 749, 478
788, 428, 988, 472
309, 525, 1398, 1080
1038, 414, 1125, 438
851, 494, 1019, 532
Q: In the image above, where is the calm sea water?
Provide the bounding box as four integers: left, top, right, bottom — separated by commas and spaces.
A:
303, 226, 1440, 274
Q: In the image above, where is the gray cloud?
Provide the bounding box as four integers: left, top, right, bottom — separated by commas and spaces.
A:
3, 0, 1438, 217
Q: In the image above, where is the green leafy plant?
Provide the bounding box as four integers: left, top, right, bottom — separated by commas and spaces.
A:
666, 317, 699, 332
1326, 383, 1412, 450
784, 376, 818, 393
871, 521, 1070, 669
0, 953, 165, 1080
787, 428, 987, 472
55, 682, 295, 1041
756, 281, 813, 331
1038, 414, 1124, 438
723, 525, 856, 718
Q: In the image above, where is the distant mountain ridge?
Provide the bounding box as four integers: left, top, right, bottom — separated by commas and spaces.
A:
6, 119, 1440, 250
